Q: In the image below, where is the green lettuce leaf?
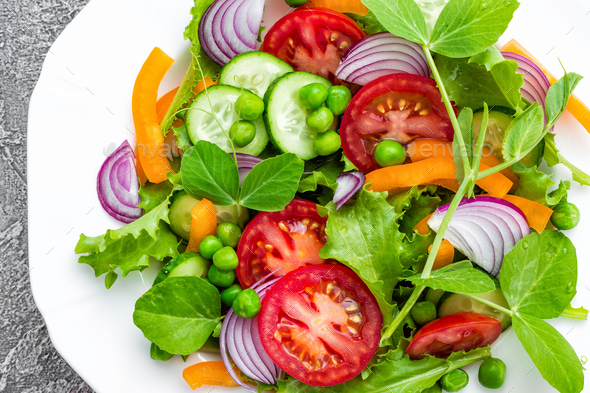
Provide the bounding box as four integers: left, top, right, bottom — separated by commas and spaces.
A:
434, 51, 524, 110
513, 313, 584, 393
159, 0, 221, 135
138, 181, 174, 212
319, 189, 406, 324
511, 162, 570, 207
499, 230, 577, 319
345, 10, 387, 34
133, 276, 222, 355
387, 185, 440, 234
276, 347, 491, 393
544, 133, 590, 186
75, 193, 179, 288
172, 122, 193, 152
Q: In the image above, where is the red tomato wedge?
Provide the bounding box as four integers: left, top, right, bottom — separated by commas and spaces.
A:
340, 73, 455, 173
259, 265, 382, 386
406, 312, 502, 360
261, 8, 365, 82
236, 199, 329, 288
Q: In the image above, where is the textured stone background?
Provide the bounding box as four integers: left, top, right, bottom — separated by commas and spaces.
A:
0, 1, 93, 392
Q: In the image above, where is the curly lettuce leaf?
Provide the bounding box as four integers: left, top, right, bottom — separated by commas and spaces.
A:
75, 193, 179, 288
159, 0, 221, 135
345, 10, 387, 34
320, 189, 433, 325
276, 347, 491, 393
434, 48, 524, 110
511, 162, 570, 207
138, 181, 174, 212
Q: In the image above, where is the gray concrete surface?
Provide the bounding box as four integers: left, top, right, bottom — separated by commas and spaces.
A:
1, 1, 93, 392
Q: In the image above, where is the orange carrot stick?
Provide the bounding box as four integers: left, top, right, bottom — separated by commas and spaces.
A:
132, 47, 175, 184
186, 198, 217, 252
496, 194, 553, 234
302, 0, 368, 14
414, 213, 455, 270
156, 87, 180, 124
183, 361, 242, 390
407, 139, 520, 189
365, 157, 513, 198
134, 147, 148, 186
502, 39, 590, 133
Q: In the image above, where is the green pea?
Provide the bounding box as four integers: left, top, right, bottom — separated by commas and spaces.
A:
299, 83, 329, 110
307, 107, 334, 133
441, 369, 469, 392
216, 221, 243, 248
313, 130, 341, 156
221, 283, 243, 307
229, 120, 256, 147
284, 0, 307, 6
232, 288, 261, 319
326, 86, 352, 115
208, 264, 236, 287
199, 235, 224, 259
375, 140, 406, 167
478, 358, 506, 389
551, 202, 580, 230
235, 92, 265, 120
411, 301, 437, 326
421, 381, 442, 393
213, 246, 239, 271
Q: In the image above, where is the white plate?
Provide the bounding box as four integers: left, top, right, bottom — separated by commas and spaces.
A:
28, 1, 590, 392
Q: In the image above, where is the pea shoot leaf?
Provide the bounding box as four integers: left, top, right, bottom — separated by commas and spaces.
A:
406, 261, 496, 293
545, 72, 583, 127
544, 133, 590, 187
240, 153, 304, 211
429, 0, 519, 58
512, 313, 584, 393
181, 141, 240, 206
133, 277, 222, 355
362, 0, 429, 45
454, 107, 474, 184
499, 231, 577, 319
502, 103, 545, 162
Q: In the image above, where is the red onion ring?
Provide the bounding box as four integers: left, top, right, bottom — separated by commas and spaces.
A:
200, 0, 265, 66
233, 153, 263, 186
333, 171, 366, 210
220, 276, 281, 389
428, 196, 530, 276
336, 32, 430, 85
502, 51, 552, 130
97, 140, 142, 223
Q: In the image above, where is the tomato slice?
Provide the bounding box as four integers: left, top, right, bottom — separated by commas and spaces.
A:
259, 265, 382, 386
406, 312, 502, 360
261, 8, 365, 82
340, 73, 455, 173
236, 199, 329, 288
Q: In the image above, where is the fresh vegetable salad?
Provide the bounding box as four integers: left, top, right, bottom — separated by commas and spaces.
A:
74, 0, 590, 392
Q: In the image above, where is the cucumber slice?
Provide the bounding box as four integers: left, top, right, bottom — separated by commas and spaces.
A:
473, 110, 543, 167
438, 288, 512, 330
218, 52, 293, 98
264, 72, 333, 160
169, 193, 248, 240
153, 252, 211, 286
186, 85, 269, 156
